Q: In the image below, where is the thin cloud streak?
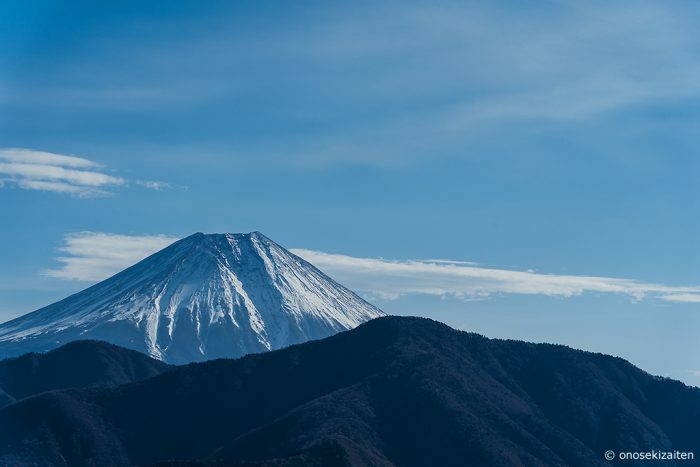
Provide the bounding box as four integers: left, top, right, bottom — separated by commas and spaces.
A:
136, 180, 170, 191
659, 293, 700, 303
18, 180, 105, 195
0, 162, 124, 187
44, 232, 179, 281
290, 249, 700, 303
0, 148, 98, 168
0, 148, 168, 197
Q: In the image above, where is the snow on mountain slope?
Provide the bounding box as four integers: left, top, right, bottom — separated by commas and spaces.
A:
0, 232, 384, 364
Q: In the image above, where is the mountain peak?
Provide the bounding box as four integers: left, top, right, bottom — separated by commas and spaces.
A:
174, 231, 272, 251
0, 232, 384, 364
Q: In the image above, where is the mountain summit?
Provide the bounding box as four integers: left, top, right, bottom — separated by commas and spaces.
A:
0, 232, 384, 363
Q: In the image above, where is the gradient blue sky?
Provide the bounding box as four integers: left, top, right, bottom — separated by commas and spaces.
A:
2, 0, 699, 384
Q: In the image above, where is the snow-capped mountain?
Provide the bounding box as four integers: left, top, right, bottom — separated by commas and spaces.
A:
0, 232, 384, 364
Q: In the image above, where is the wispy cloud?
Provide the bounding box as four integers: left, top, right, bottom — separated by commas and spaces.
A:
43, 233, 700, 304
136, 180, 171, 191
290, 249, 700, 303
5, 2, 700, 169
0, 149, 99, 168
0, 148, 168, 197
44, 232, 179, 281
658, 293, 700, 303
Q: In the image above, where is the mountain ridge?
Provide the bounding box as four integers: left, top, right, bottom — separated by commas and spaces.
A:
1, 316, 697, 466
0, 339, 170, 409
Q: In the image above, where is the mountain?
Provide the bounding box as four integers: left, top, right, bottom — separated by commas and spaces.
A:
1, 316, 698, 466
0, 340, 170, 409
0, 232, 384, 364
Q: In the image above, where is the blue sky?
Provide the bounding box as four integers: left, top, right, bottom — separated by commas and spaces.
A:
1, 0, 700, 383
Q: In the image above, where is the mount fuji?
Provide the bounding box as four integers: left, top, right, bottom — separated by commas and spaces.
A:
0, 232, 384, 364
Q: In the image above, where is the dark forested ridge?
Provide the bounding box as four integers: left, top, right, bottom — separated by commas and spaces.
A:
0, 339, 170, 408
0, 316, 698, 466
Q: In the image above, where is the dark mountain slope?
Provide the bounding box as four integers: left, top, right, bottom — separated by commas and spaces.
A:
0, 317, 698, 466
0, 339, 170, 407
0, 387, 14, 408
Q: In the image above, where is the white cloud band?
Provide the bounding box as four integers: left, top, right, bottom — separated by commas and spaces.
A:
290, 249, 700, 304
